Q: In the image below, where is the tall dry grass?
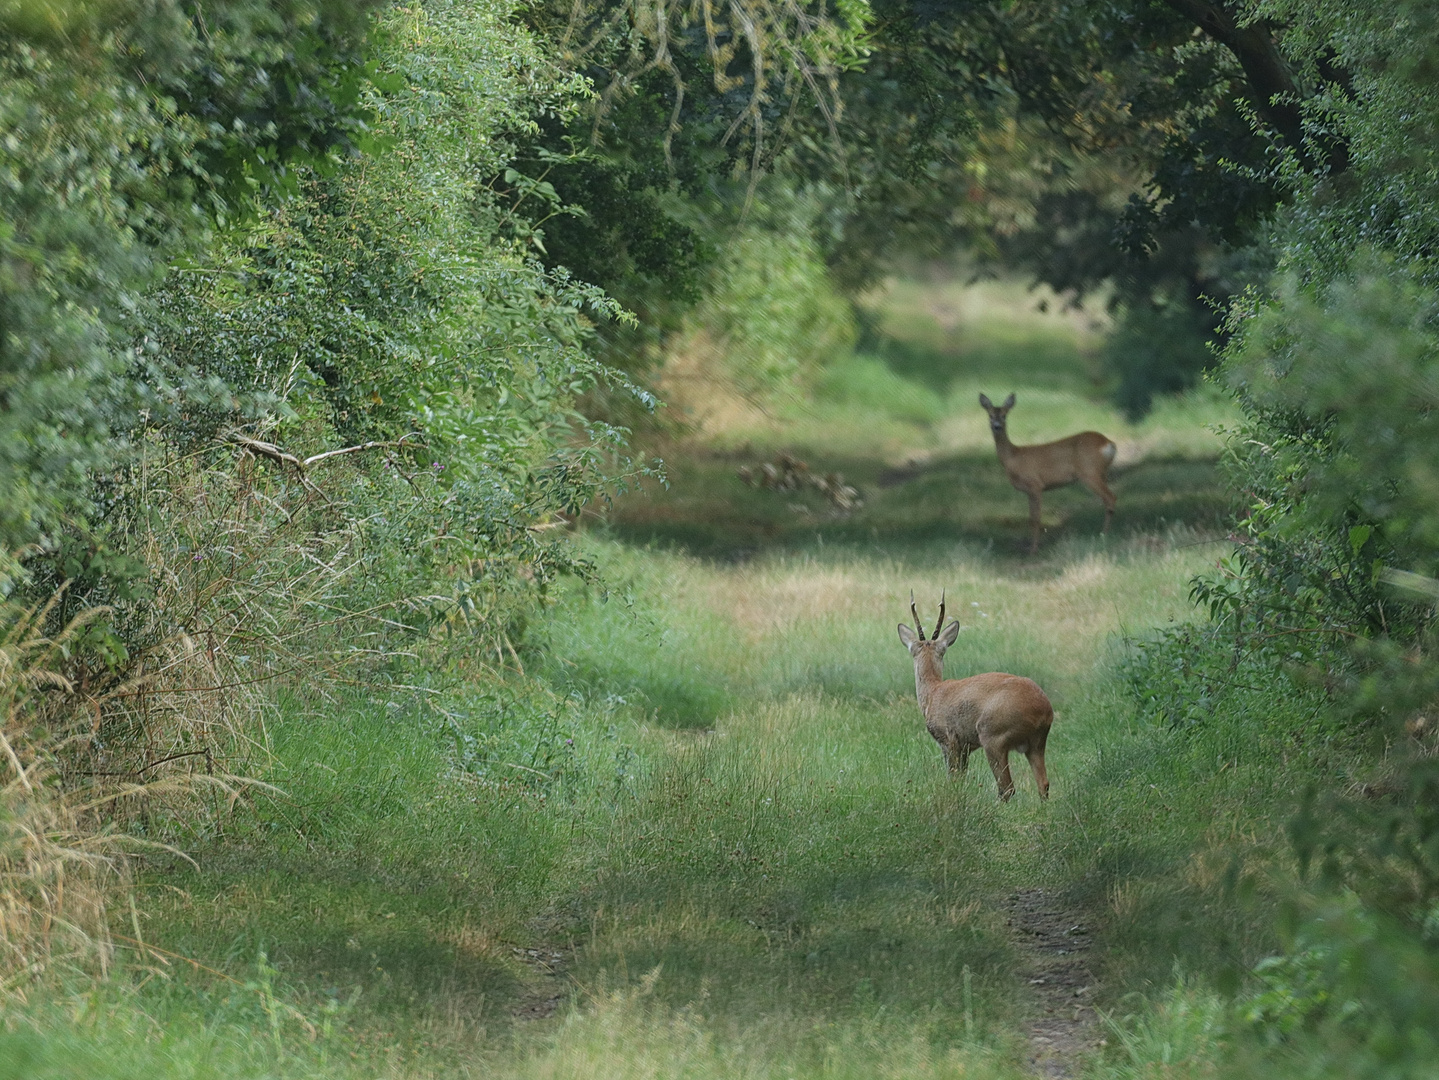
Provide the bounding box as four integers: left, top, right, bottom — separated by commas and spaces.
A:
0, 595, 166, 992
1, 437, 426, 991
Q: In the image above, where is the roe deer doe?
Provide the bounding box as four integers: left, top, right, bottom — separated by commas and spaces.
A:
898, 592, 1053, 800
980, 392, 1117, 554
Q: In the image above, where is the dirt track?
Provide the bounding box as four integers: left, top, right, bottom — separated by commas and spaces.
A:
1002, 888, 1102, 1078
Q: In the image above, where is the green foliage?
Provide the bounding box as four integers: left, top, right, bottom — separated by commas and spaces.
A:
526, 0, 870, 178
1102, 977, 1228, 1080
514, 137, 711, 370
0, 1, 384, 589
0, 5, 662, 991
510, 0, 873, 399
1242, 935, 1359, 1040
1105, 300, 1220, 421
1227, 261, 1439, 576
1103, 5, 1439, 1074
106, 0, 655, 652
822, 0, 1386, 412
0, 29, 172, 587
1229, 895, 1439, 1078
690, 191, 858, 396
440, 683, 585, 788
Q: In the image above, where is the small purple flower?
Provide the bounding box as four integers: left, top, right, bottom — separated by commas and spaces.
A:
192, 553, 203, 562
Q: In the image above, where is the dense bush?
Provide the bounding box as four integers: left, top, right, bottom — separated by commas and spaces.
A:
0, 0, 660, 984
51, 0, 655, 760
691, 190, 858, 397
0, 0, 384, 590
1117, 2, 1439, 1071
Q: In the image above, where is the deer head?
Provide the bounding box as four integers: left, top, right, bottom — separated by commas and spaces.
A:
978, 392, 1016, 435
898, 591, 960, 656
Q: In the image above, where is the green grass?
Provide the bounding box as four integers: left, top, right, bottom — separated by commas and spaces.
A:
815, 352, 949, 424
690, 275, 1237, 464
53, 535, 1232, 1079
7, 272, 1323, 1079
862, 276, 1109, 397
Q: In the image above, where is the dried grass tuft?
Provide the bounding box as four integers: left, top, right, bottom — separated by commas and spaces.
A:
0, 596, 150, 992
1, 440, 406, 991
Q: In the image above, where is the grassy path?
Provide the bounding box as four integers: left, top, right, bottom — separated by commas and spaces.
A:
100, 535, 1223, 1080
509, 536, 1224, 1077
487, 275, 1241, 1075
6, 276, 1252, 1079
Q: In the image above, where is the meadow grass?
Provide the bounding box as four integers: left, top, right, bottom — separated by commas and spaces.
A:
15, 530, 1232, 1073
46, 534, 1222, 1079
604, 447, 1230, 561
674, 275, 1238, 466
5, 273, 1308, 1078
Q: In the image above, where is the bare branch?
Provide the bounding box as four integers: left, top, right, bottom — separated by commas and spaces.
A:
224, 431, 424, 481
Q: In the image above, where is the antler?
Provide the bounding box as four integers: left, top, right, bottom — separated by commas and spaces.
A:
909, 590, 925, 640
933, 590, 946, 639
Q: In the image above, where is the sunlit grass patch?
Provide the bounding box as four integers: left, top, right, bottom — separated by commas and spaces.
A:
816, 352, 949, 425
862, 275, 1108, 398
511, 975, 1027, 1079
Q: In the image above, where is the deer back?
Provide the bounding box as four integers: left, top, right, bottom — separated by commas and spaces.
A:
926, 671, 1053, 750
1000, 431, 1114, 491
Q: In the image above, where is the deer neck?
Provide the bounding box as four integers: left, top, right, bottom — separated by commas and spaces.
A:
913, 649, 945, 716
991, 424, 1016, 460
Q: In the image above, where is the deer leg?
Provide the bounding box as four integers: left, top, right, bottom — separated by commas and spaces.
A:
1026, 725, 1051, 799
1098, 482, 1117, 535
943, 740, 974, 774
1026, 748, 1050, 800
1079, 475, 1118, 535
1027, 491, 1043, 554
983, 744, 1015, 801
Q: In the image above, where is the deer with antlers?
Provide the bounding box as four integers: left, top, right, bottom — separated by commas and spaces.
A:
979, 392, 1117, 554
898, 592, 1053, 801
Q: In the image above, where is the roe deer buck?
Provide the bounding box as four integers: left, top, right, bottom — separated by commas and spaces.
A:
898, 592, 1053, 800
979, 392, 1117, 554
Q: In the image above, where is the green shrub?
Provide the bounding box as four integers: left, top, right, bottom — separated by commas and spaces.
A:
691, 191, 858, 396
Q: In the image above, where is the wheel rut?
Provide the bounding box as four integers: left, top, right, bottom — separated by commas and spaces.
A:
1001, 888, 1102, 1078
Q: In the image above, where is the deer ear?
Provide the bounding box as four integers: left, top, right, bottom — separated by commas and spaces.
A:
936, 620, 961, 649
978, 393, 993, 409
1002, 393, 1015, 410
898, 623, 918, 648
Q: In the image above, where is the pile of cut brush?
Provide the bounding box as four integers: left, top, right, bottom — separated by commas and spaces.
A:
737, 452, 862, 512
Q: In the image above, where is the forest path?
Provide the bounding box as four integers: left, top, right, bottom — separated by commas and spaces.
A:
527, 529, 1217, 1077
1003, 887, 1102, 1078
